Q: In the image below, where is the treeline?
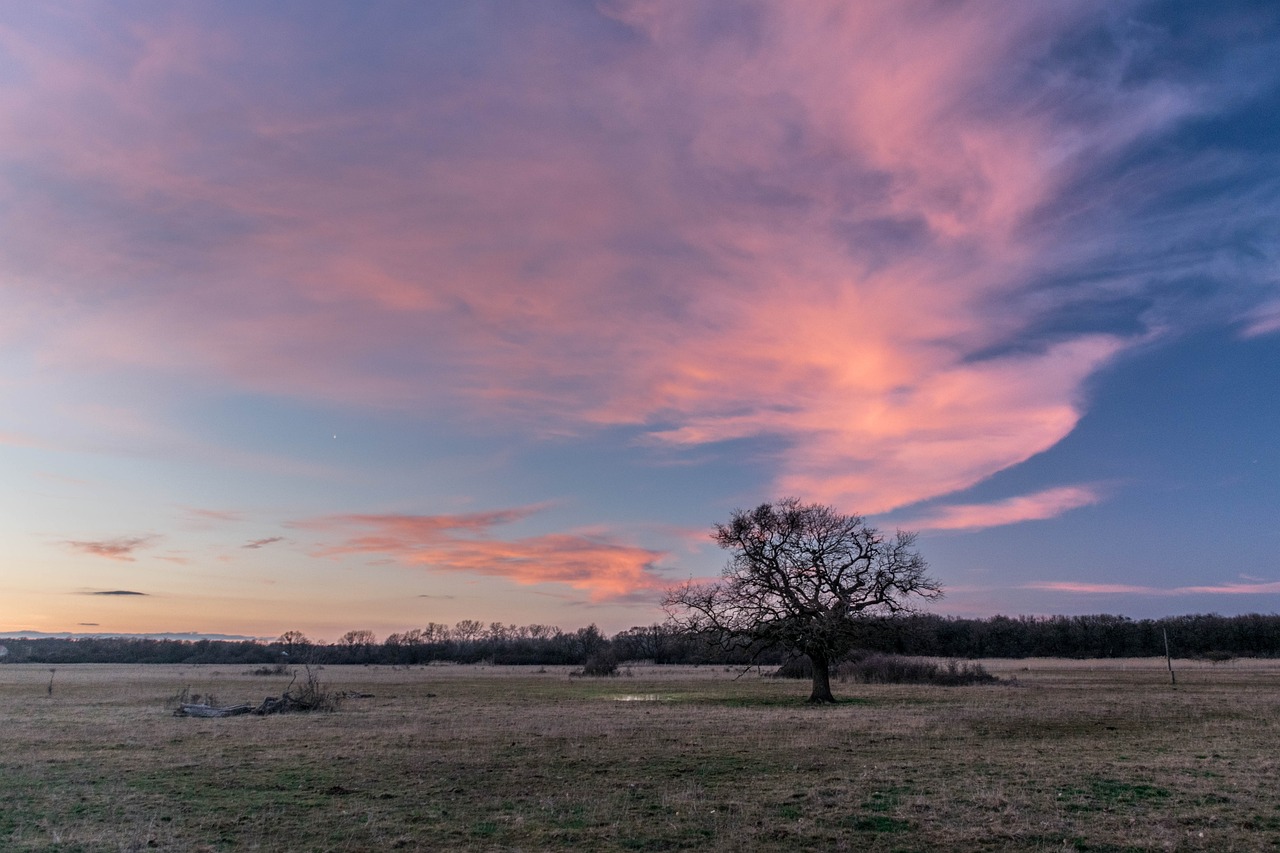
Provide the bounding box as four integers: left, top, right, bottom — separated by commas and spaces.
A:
870, 612, 1280, 659
2, 613, 1278, 666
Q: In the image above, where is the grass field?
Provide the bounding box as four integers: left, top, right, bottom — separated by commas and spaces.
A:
2, 659, 1278, 851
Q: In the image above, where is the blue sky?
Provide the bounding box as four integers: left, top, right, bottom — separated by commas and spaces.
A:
1, 1, 1278, 640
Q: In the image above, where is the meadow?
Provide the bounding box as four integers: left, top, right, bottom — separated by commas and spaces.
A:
1, 659, 1277, 851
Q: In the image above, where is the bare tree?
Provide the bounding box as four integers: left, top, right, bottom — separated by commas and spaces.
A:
664, 498, 941, 703
422, 622, 451, 643
339, 629, 377, 646
277, 630, 309, 656
453, 620, 483, 642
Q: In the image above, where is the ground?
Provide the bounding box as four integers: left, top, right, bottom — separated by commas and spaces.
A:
1, 659, 1277, 851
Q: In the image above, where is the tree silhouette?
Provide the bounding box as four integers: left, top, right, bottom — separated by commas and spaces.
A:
664, 498, 941, 702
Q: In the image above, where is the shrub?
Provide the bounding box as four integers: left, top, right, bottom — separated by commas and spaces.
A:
249, 662, 291, 676
835, 654, 1000, 686
577, 652, 619, 677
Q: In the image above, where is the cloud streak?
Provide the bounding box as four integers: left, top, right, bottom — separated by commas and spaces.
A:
1027, 580, 1280, 596
299, 510, 668, 600
905, 485, 1105, 532
64, 536, 157, 562
242, 537, 284, 550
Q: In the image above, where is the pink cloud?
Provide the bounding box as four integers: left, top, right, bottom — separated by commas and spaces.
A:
1026, 582, 1161, 595
64, 535, 157, 562
1241, 301, 1280, 338
298, 510, 667, 600
905, 485, 1104, 531
1, 1, 1248, 517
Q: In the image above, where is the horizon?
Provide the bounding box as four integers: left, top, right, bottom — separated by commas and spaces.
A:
2, 608, 1273, 648
0, 604, 1269, 645
3, 2, 1279, 639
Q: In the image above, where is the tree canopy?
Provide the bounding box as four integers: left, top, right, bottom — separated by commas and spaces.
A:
664, 498, 942, 702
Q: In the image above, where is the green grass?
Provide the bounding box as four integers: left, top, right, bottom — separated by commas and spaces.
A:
0, 660, 1277, 851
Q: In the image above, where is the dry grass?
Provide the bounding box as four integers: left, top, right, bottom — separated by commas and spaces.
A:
1, 659, 1278, 851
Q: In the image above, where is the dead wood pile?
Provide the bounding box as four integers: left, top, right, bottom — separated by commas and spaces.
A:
172, 666, 350, 717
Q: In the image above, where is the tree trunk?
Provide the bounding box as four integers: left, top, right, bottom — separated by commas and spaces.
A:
808, 653, 837, 703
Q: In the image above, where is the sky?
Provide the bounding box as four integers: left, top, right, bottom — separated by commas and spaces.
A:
2, 1, 1279, 642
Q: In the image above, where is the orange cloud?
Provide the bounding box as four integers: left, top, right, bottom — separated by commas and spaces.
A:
905, 485, 1104, 531
299, 510, 667, 600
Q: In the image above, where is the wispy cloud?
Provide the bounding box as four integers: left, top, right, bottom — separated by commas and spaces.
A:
64, 536, 157, 562
1241, 301, 1280, 339
0, 430, 42, 448
242, 536, 284, 550
905, 485, 1105, 531
2, 2, 1277, 518
1027, 579, 1280, 596
184, 508, 245, 524
299, 509, 667, 600
84, 589, 148, 596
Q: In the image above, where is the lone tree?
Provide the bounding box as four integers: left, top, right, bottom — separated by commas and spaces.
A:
664, 498, 941, 703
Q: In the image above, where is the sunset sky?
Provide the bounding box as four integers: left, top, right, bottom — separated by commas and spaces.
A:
2, 1, 1279, 641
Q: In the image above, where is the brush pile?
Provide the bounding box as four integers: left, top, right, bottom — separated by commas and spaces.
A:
172, 666, 341, 717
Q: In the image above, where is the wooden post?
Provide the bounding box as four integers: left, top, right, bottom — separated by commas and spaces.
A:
1163, 628, 1176, 686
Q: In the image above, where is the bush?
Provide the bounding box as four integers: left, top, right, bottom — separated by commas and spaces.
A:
835, 654, 1000, 686
576, 652, 619, 677
249, 661, 291, 676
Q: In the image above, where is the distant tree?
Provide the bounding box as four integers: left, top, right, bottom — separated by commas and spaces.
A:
277, 630, 310, 656
453, 620, 483, 642
613, 624, 680, 663
573, 624, 607, 660
391, 628, 425, 646
525, 623, 556, 640
485, 622, 517, 642
421, 622, 451, 643
664, 498, 941, 703
339, 629, 377, 646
